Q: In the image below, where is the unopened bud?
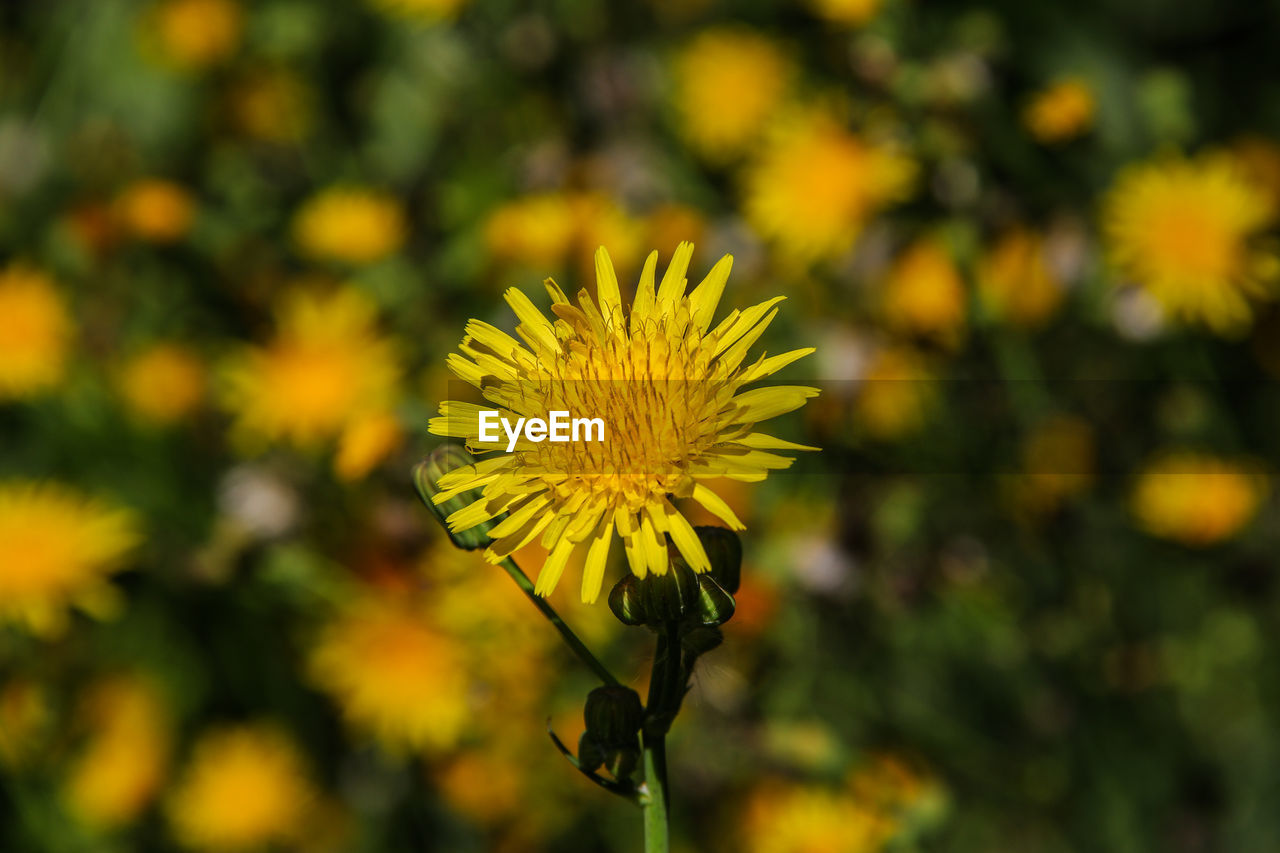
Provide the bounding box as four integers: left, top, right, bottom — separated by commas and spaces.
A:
608, 574, 647, 626
584, 685, 644, 747
697, 526, 742, 594
412, 445, 495, 551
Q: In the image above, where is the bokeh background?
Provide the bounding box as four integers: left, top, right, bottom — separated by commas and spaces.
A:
4, 0, 1280, 850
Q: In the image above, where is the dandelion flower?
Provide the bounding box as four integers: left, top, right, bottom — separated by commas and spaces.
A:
149, 0, 243, 71
293, 187, 406, 265
168, 725, 314, 851
671, 29, 790, 162
740, 781, 894, 853
119, 343, 207, 425
805, 0, 883, 26
881, 238, 967, 345
64, 675, 172, 828
744, 111, 915, 262
1103, 153, 1275, 333
114, 179, 195, 243
220, 288, 402, 449
334, 411, 404, 481
1132, 452, 1266, 546
855, 346, 934, 439
1024, 77, 1095, 143
1010, 415, 1094, 514
0, 265, 72, 400
977, 228, 1065, 328
0, 482, 140, 636
0, 679, 49, 768
429, 243, 818, 603
485, 194, 579, 270
229, 68, 314, 143
309, 591, 469, 753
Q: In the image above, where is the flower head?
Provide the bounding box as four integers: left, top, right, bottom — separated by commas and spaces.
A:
366, 0, 469, 21
881, 238, 967, 345
0, 481, 140, 635
804, 0, 882, 26
119, 343, 207, 425
168, 724, 314, 851
148, 0, 243, 71
220, 288, 402, 449
671, 29, 790, 162
1103, 153, 1275, 333
229, 68, 314, 143
429, 243, 818, 602
977, 227, 1065, 328
1024, 77, 1095, 143
292, 188, 406, 265
740, 780, 894, 853
114, 179, 195, 243
308, 591, 470, 754
744, 110, 915, 262
1131, 452, 1267, 546
0, 265, 72, 400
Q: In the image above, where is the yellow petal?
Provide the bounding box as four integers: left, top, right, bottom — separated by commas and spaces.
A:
690, 482, 746, 530
534, 536, 577, 597
580, 523, 614, 603
687, 254, 733, 333
594, 246, 623, 329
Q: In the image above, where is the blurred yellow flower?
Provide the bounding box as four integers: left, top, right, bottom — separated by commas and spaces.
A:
220, 288, 402, 449
293, 188, 406, 265
1103, 153, 1275, 333
671, 29, 790, 162
1131, 453, 1267, 546
119, 343, 207, 425
0, 481, 140, 636
334, 411, 404, 481
0, 265, 72, 400
977, 227, 1065, 328
485, 193, 578, 270
744, 111, 915, 262
367, 0, 469, 22
1010, 415, 1095, 514
1231, 136, 1280, 216
1023, 78, 1095, 143
739, 780, 893, 853
571, 193, 646, 276
855, 346, 934, 439
645, 203, 707, 257
114, 179, 195, 243
430, 243, 818, 602
882, 238, 967, 345
149, 0, 243, 71
805, 0, 882, 26
64, 675, 172, 829
309, 590, 470, 754
229, 68, 314, 143
168, 725, 314, 851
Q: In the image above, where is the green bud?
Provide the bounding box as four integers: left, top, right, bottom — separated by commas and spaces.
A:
606, 746, 640, 782
584, 685, 644, 747
639, 561, 701, 624
694, 574, 736, 627
577, 732, 607, 772
412, 445, 496, 551
608, 575, 647, 626
697, 526, 742, 594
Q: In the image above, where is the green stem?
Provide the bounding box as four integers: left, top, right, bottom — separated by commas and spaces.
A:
498, 556, 621, 687
641, 623, 685, 853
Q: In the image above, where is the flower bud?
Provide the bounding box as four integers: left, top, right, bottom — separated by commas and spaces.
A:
577, 731, 607, 773
694, 574, 735, 627
638, 561, 701, 624
584, 685, 644, 747
681, 625, 724, 656
608, 575, 647, 626
697, 526, 742, 594
412, 445, 495, 551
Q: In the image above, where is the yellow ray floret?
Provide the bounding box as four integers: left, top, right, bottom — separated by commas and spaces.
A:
429, 243, 818, 603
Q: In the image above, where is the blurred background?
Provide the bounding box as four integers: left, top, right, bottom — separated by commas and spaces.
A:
4, 0, 1280, 850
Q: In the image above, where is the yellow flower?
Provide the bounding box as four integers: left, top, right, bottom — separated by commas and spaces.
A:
149, 0, 243, 71
293, 188, 406, 265
0, 265, 72, 400
855, 346, 934, 439
645, 203, 707, 257
168, 725, 314, 851
881, 238, 967, 345
0, 679, 49, 768
977, 227, 1065, 328
740, 780, 894, 853
1023, 77, 1095, 143
671, 29, 790, 162
0, 482, 140, 636
1009, 415, 1095, 514
1132, 453, 1267, 546
229, 68, 314, 143
429, 242, 818, 602
485, 193, 578, 270
1103, 153, 1275, 333
805, 0, 883, 26
119, 343, 207, 425
334, 411, 404, 481
744, 110, 915, 262
366, 0, 469, 22
220, 288, 402, 449
64, 675, 172, 828
308, 591, 470, 753
114, 179, 195, 243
